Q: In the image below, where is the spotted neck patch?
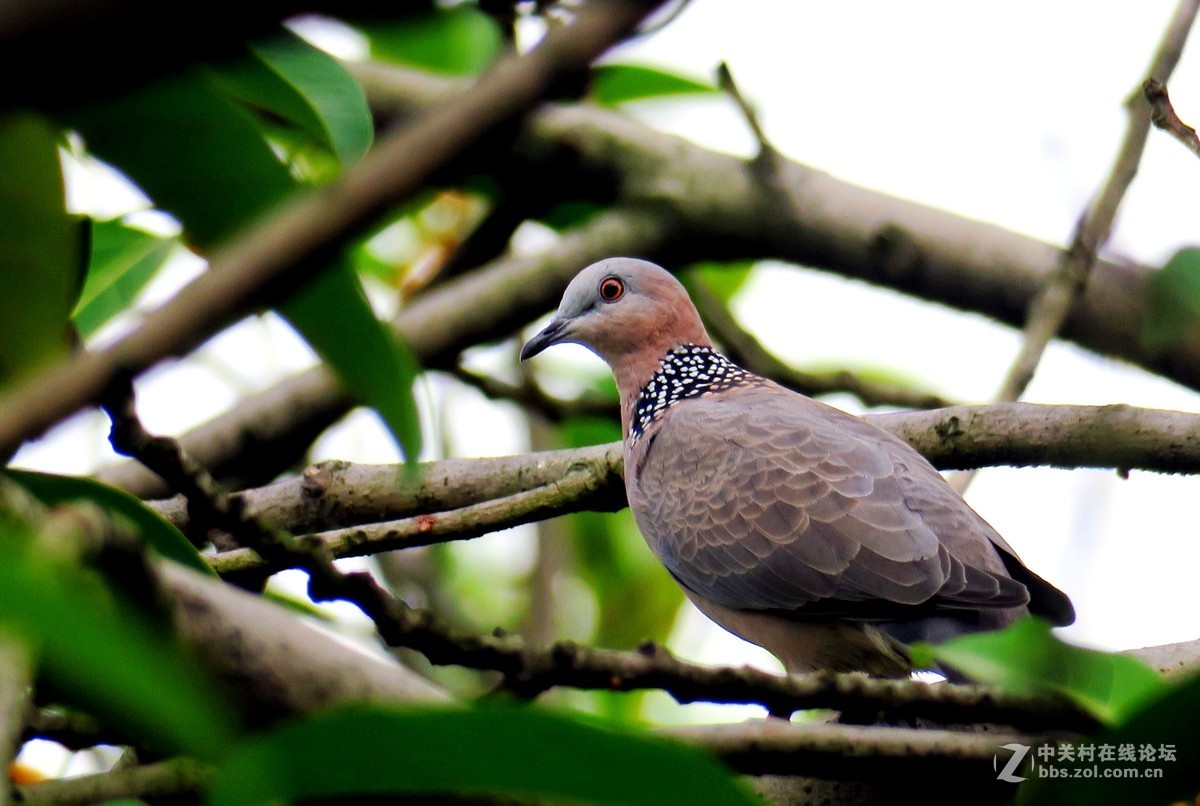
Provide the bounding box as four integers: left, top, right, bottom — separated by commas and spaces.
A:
629, 344, 763, 443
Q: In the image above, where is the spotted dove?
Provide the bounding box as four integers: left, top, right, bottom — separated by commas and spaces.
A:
521, 258, 1074, 676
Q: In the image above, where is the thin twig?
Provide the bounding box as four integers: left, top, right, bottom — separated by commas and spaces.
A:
22, 708, 113, 752
994, 0, 1199, 403
449, 365, 619, 422
956, 0, 1200, 494
717, 61, 774, 159
1144, 77, 1200, 159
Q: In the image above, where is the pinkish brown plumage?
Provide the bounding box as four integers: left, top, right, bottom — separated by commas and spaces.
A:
522, 258, 1073, 676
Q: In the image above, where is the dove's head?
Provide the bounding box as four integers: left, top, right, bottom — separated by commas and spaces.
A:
520, 258, 711, 363
520, 258, 712, 395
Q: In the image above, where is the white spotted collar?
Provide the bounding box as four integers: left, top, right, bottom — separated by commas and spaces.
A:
629, 344, 762, 443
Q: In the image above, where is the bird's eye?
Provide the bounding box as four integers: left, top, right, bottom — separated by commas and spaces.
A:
599, 276, 625, 302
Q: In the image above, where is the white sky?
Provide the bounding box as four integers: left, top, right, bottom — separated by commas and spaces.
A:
14, 3, 1200, 733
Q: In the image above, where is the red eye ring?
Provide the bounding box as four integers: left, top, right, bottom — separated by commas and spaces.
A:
599, 276, 624, 302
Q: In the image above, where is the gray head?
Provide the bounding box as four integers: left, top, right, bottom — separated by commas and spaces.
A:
519, 258, 712, 394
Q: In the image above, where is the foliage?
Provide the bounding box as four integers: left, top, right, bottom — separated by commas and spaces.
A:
912, 618, 1169, 727
211, 704, 756, 805
0, 2, 1197, 803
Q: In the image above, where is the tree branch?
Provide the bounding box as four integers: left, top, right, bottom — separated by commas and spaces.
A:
152, 443, 623, 536
14, 756, 213, 804
0, 0, 661, 460
995, 0, 1198, 404
97, 51, 1200, 499
96, 204, 672, 498
663, 720, 1033, 780
209, 465, 623, 576
0, 632, 32, 806
352, 58, 1200, 394
1144, 77, 1200, 160
449, 365, 620, 423
146, 401, 1200, 548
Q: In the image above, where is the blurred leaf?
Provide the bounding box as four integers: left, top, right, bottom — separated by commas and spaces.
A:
1020, 667, 1200, 805
210, 29, 373, 166
364, 8, 503, 75
59, 73, 294, 250
280, 261, 423, 461
0, 522, 239, 758
210, 704, 754, 805
63, 72, 422, 461
911, 618, 1168, 726
7, 470, 212, 575
0, 113, 81, 387
538, 200, 607, 232
683, 260, 755, 304
559, 415, 621, 449
590, 64, 719, 107
73, 218, 176, 337
1143, 247, 1200, 351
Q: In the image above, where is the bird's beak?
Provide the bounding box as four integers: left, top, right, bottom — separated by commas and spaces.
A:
520, 318, 569, 361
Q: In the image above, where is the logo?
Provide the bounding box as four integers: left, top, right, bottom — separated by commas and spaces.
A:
994, 743, 1031, 783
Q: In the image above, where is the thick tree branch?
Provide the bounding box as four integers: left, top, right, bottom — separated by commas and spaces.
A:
0, 0, 660, 460
352, 59, 1200, 394
147, 402, 1200, 550
97, 205, 671, 498
154, 443, 624, 536
871, 401, 1200, 473
1145, 77, 1200, 160
209, 465, 623, 576
663, 720, 1033, 781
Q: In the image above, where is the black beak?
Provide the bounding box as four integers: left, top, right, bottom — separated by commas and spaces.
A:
520, 319, 568, 361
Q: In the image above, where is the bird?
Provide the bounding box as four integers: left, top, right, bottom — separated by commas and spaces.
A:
520, 257, 1074, 677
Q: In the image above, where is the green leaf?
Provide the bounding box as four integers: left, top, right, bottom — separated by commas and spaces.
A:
210, 705, 755, 805
210, 29, 373, 166
279, 261, 423, 461
0, 113, 81, 387
590, 64, 719, 107
7, 470, 212, 576
911, 618, 1168, 726
538, 200, 607, 232
0, 523, 239, 758
683, 260, 756, 304
1143, 247, 1200, 351
61, 71, 422, 460
59, 73, 295, 250
1020, 668, 1200, 805
363, 8, 503, 75
73, 219, 177, 337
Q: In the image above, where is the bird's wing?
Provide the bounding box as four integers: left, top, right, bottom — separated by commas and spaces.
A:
630, 387, 1030, 621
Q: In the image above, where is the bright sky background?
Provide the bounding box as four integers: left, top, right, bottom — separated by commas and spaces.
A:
14, 3, 1200, 743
